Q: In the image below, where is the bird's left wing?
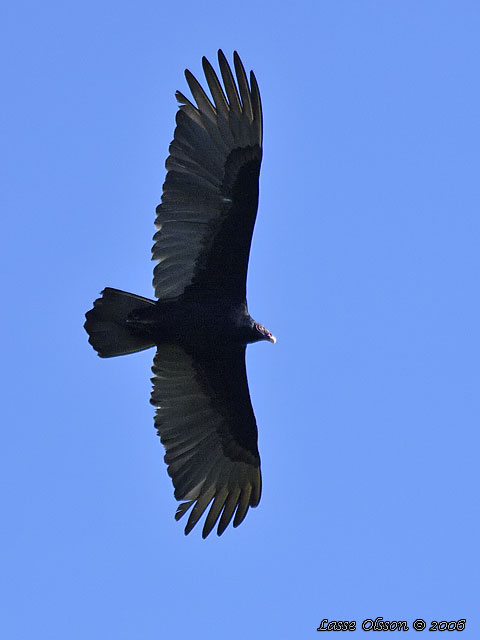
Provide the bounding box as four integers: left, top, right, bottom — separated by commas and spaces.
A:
152, 50, 262, 302
151, 343, 262, 537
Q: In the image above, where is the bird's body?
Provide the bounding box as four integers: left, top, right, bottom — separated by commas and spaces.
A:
128, 298, 258, 347
85, 51, 274, 537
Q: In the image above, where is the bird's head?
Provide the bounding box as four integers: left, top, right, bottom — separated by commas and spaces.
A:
253, 322, 276, 344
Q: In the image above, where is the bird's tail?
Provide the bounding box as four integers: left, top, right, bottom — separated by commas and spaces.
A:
84, 287, 156, 358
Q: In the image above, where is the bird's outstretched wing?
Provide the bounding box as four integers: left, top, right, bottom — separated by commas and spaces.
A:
151, 343, 261, 537
153, 50, 263, 302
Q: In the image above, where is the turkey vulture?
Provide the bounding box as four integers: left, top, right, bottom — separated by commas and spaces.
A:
84, 51, 275, 538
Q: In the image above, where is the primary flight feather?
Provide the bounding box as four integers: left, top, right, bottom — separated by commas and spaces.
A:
84, 51, 275, 538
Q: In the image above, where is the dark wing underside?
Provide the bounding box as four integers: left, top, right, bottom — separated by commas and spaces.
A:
152, 51, 263, 302
151, 343, 261, 537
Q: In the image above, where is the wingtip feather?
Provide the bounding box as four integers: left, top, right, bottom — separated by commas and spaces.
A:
217, 487, 241, 536
175, 500, 194, 522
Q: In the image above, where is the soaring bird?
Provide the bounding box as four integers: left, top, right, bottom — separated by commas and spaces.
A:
84, 51, 275, 538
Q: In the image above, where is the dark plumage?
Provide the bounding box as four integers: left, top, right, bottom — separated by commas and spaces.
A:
84, 51, 275, 538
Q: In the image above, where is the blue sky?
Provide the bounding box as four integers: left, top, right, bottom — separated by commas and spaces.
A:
2, 1, 479, 637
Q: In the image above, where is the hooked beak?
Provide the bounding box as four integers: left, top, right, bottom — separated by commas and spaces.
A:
268, 334, 277, 344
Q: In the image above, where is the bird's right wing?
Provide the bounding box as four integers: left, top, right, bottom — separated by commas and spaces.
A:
152, 50, 263, 302
151, 343, 262, 537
